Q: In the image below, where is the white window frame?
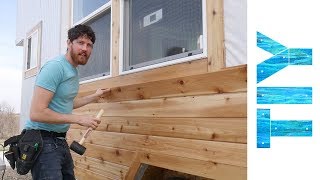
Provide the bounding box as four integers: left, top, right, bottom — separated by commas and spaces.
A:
71, 0, 113, 84
24, 21, 42, 79
119, 0, 207, 75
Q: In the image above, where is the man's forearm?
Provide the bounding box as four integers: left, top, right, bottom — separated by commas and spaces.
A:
73, 93, 99, 109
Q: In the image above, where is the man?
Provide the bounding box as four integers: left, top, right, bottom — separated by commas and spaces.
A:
24, 24, 109, 179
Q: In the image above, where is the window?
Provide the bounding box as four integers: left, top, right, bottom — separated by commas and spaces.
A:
72, 0, 111, 82
25, 22, 42, 78
73, 0, 110, 23
122, 0, 206, 72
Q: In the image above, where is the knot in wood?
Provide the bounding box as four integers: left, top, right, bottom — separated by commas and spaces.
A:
213, 10, 216, 15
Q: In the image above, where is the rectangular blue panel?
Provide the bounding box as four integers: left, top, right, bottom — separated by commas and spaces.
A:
257, 87, 312, 104
271, 120, 312, 136
289, 48, 312, 65
257, 109, 270, 148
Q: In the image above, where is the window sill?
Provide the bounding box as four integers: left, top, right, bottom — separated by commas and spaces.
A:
24, 67, 38, 79
120, 53, 207, 76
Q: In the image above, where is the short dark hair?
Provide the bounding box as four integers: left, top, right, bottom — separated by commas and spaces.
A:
68, 24, 96, 44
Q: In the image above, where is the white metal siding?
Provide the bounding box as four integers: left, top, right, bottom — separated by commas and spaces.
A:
224, 0, 247, 67
16, 0, 41, 44
40, 1, 62, 63
19, 78, 35, 131
17, 0, 62, 130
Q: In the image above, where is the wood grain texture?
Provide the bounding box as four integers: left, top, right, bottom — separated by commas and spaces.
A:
71, 117, 247, 143
69, 142, 136, 166
67, 130, 247, 167
74, 92, 247, 118
78, 65, 246, 102
124, 153, 141, 180
74, 166, 111, 180
73, 155, 128, 179
139, 152, 246, 180
111, 0, 120, 76
207, 0, 225, 71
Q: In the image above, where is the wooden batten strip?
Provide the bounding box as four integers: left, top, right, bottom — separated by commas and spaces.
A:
111, 0, 120, 76
79, 59, 207, 93
70, 117, 247, 143
74, 92, 247, 118
124, 153, 141, 180
78, 65, 246, 102
67, 130, 246, 167
207, 0, 225, 71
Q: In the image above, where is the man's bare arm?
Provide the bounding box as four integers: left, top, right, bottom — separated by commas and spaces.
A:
30, 86, 100, 129
73, 88, 110, 109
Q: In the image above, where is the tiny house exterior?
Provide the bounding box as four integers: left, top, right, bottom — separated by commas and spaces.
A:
16, 0, 247, 179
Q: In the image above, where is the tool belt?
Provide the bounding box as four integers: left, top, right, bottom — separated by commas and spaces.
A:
4, 129, 43, 175
39, 130, 66, 138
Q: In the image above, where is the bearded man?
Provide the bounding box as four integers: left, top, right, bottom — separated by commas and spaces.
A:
24, 24, 110, 180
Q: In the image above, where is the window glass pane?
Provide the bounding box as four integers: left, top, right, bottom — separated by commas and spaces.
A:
27, 32, 38, 70
27, 38, 32, 69
73, 0, 110, 23
30, 32, 38, 68
124, 0, 203, 71
78, 10, 111, 81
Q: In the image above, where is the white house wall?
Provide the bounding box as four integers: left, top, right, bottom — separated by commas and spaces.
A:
17, 0, 62, 130
224, 0, 247, 66
40, 1, 62, 62
19, 78, 35, 131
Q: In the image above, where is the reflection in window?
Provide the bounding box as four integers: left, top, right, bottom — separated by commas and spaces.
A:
77, 10, 111, 81
26, 31, 39, 70
123, 0, 203, 71
73, 0, 110, 23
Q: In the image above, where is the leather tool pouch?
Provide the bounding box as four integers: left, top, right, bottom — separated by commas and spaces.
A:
4, 130, 25, 170
4, 129, 43, 175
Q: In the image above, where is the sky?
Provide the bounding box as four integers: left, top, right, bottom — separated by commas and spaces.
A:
0, 0, 23, 113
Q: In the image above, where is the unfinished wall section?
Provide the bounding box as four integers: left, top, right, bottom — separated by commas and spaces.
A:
67, 63, 247, 180
67, 0, 247, 179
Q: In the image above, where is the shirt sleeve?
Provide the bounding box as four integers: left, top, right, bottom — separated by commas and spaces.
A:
35, 61, 64, 93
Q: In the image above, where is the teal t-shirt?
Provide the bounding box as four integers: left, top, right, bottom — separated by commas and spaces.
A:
25, 55, 79, 133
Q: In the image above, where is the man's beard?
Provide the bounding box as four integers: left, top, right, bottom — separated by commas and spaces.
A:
70, 47, 89, 66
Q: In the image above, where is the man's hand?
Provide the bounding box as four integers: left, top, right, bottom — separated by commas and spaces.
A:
77, 115, 101, 129
95, 88, 111, 98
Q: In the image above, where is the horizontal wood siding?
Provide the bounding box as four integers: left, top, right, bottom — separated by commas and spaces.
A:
68, 129, 246, 167
77, 65, 246, 101
138, 152, 246, 180
74, 92, 247, 118
71, 117, 247, 143
73, 155, 129, 180
69, 65, 247, 180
